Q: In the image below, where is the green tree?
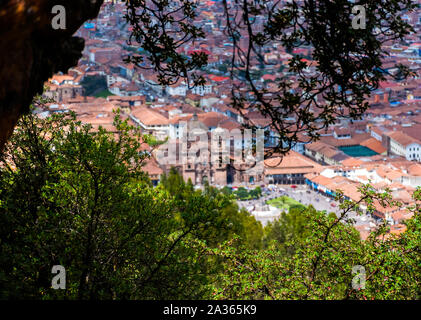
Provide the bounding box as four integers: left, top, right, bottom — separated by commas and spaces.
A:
234, 187, 250, 200
160, 167, 186, 197
0, 110, 267, 299
80, 75, 108, 97
202, 187, 421, 299
221, 186, 232, 196
264, 206, 313, 253
249, 187, 262, 199
160, 170, 263, 249
0, 109, 244, 299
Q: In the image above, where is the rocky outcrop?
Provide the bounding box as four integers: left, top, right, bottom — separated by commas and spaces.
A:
0, 0, 104, 149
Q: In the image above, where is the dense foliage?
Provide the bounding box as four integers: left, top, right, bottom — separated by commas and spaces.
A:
0, 110, 262, 299
267, 195, 306, 212
0, 110, 419, 300
205, 191, 421, 299
232, 186, 262, 201
80, 75, 109, 97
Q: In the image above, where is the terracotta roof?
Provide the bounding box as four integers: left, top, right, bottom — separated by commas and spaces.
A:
360, 137, 387, 154
49, 74, 75, 84
306, 141, 349, 160
341, 157, 364, 167
169, 112, 230, 128
305, 173, 362, 202
142, 157, 164, 177
387, 131, 421, 147
389, 224, 407, 235
385, 170, 405, 181
408, 163, 421, 176
391, 209, 414, 224
131, 107, 169, 126
264, 151, 323, 175
334, 127, 351, 135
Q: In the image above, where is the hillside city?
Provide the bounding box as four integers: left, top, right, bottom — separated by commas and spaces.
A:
39, 0, 421, 240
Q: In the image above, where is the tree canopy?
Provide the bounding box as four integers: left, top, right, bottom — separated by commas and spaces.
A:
0, 107, 263, 299
0, 108, 419, 299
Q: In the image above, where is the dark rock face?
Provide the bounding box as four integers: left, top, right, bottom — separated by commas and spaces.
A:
0, 0, 104, 149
